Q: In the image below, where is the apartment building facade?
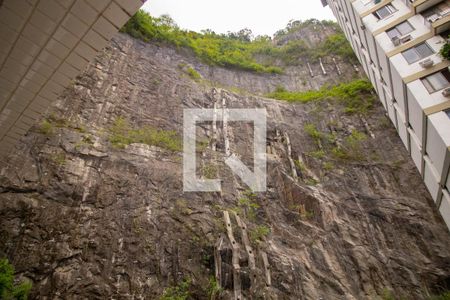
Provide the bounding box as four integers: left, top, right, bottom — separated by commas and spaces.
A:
322, 0, 450, 230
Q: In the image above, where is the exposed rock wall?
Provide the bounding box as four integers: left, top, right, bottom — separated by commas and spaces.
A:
0, 30, 449, 299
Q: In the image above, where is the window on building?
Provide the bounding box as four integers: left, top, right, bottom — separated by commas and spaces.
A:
421, 70, 450, 93
386, 21, 414, 39
402, 42, 434, 64
374, 4, 396, 20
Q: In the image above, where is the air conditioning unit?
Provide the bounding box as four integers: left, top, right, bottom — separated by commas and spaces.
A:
419, 58, 434, 68
400, 35, 412, 43
392, 36, 401, 46
374, 0, 382, 3
442, 87, 450, 97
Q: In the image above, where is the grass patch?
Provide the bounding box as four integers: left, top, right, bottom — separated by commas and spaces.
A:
267, 79, 375, 115
109, 117, 182, 151
308, 150, 326, 159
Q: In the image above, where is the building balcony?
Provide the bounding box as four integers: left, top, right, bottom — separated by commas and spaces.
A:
363, 0, 414, 37
421, 0, 450, 33
376, 14, 432, 55
426, 109, 450, 183
415, 0, 447, 14
407, 68, 450, 147
353, 0, 390, 17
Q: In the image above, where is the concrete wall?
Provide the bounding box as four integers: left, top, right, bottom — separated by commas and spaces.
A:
0, 0, 144, 156
427, 111, 450, 182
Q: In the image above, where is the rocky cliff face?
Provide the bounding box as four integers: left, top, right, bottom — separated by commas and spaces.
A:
0, 26, 450, 300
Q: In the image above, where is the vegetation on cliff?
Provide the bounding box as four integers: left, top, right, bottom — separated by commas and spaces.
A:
267, 79, 375, 114
121, 10, 282, 73
0, 259, 31, 300
121, 10, 356, 73
108, 117, 182, 151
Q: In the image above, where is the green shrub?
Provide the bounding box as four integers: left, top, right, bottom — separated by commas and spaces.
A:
160, 278, 191, 300
109, 117, 132, 148
109, 117, 182, 151
0, 258, 32, 300
39, 119, 53, 135
304, 124, 323, 143
331, 147, 349, 160
250, 225, 270, 243
440, 40, 450, 60
238, 190, 260, 220
331, 130, 367, 161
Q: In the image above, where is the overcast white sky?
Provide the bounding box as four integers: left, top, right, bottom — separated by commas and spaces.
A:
141, 0, 336, 37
